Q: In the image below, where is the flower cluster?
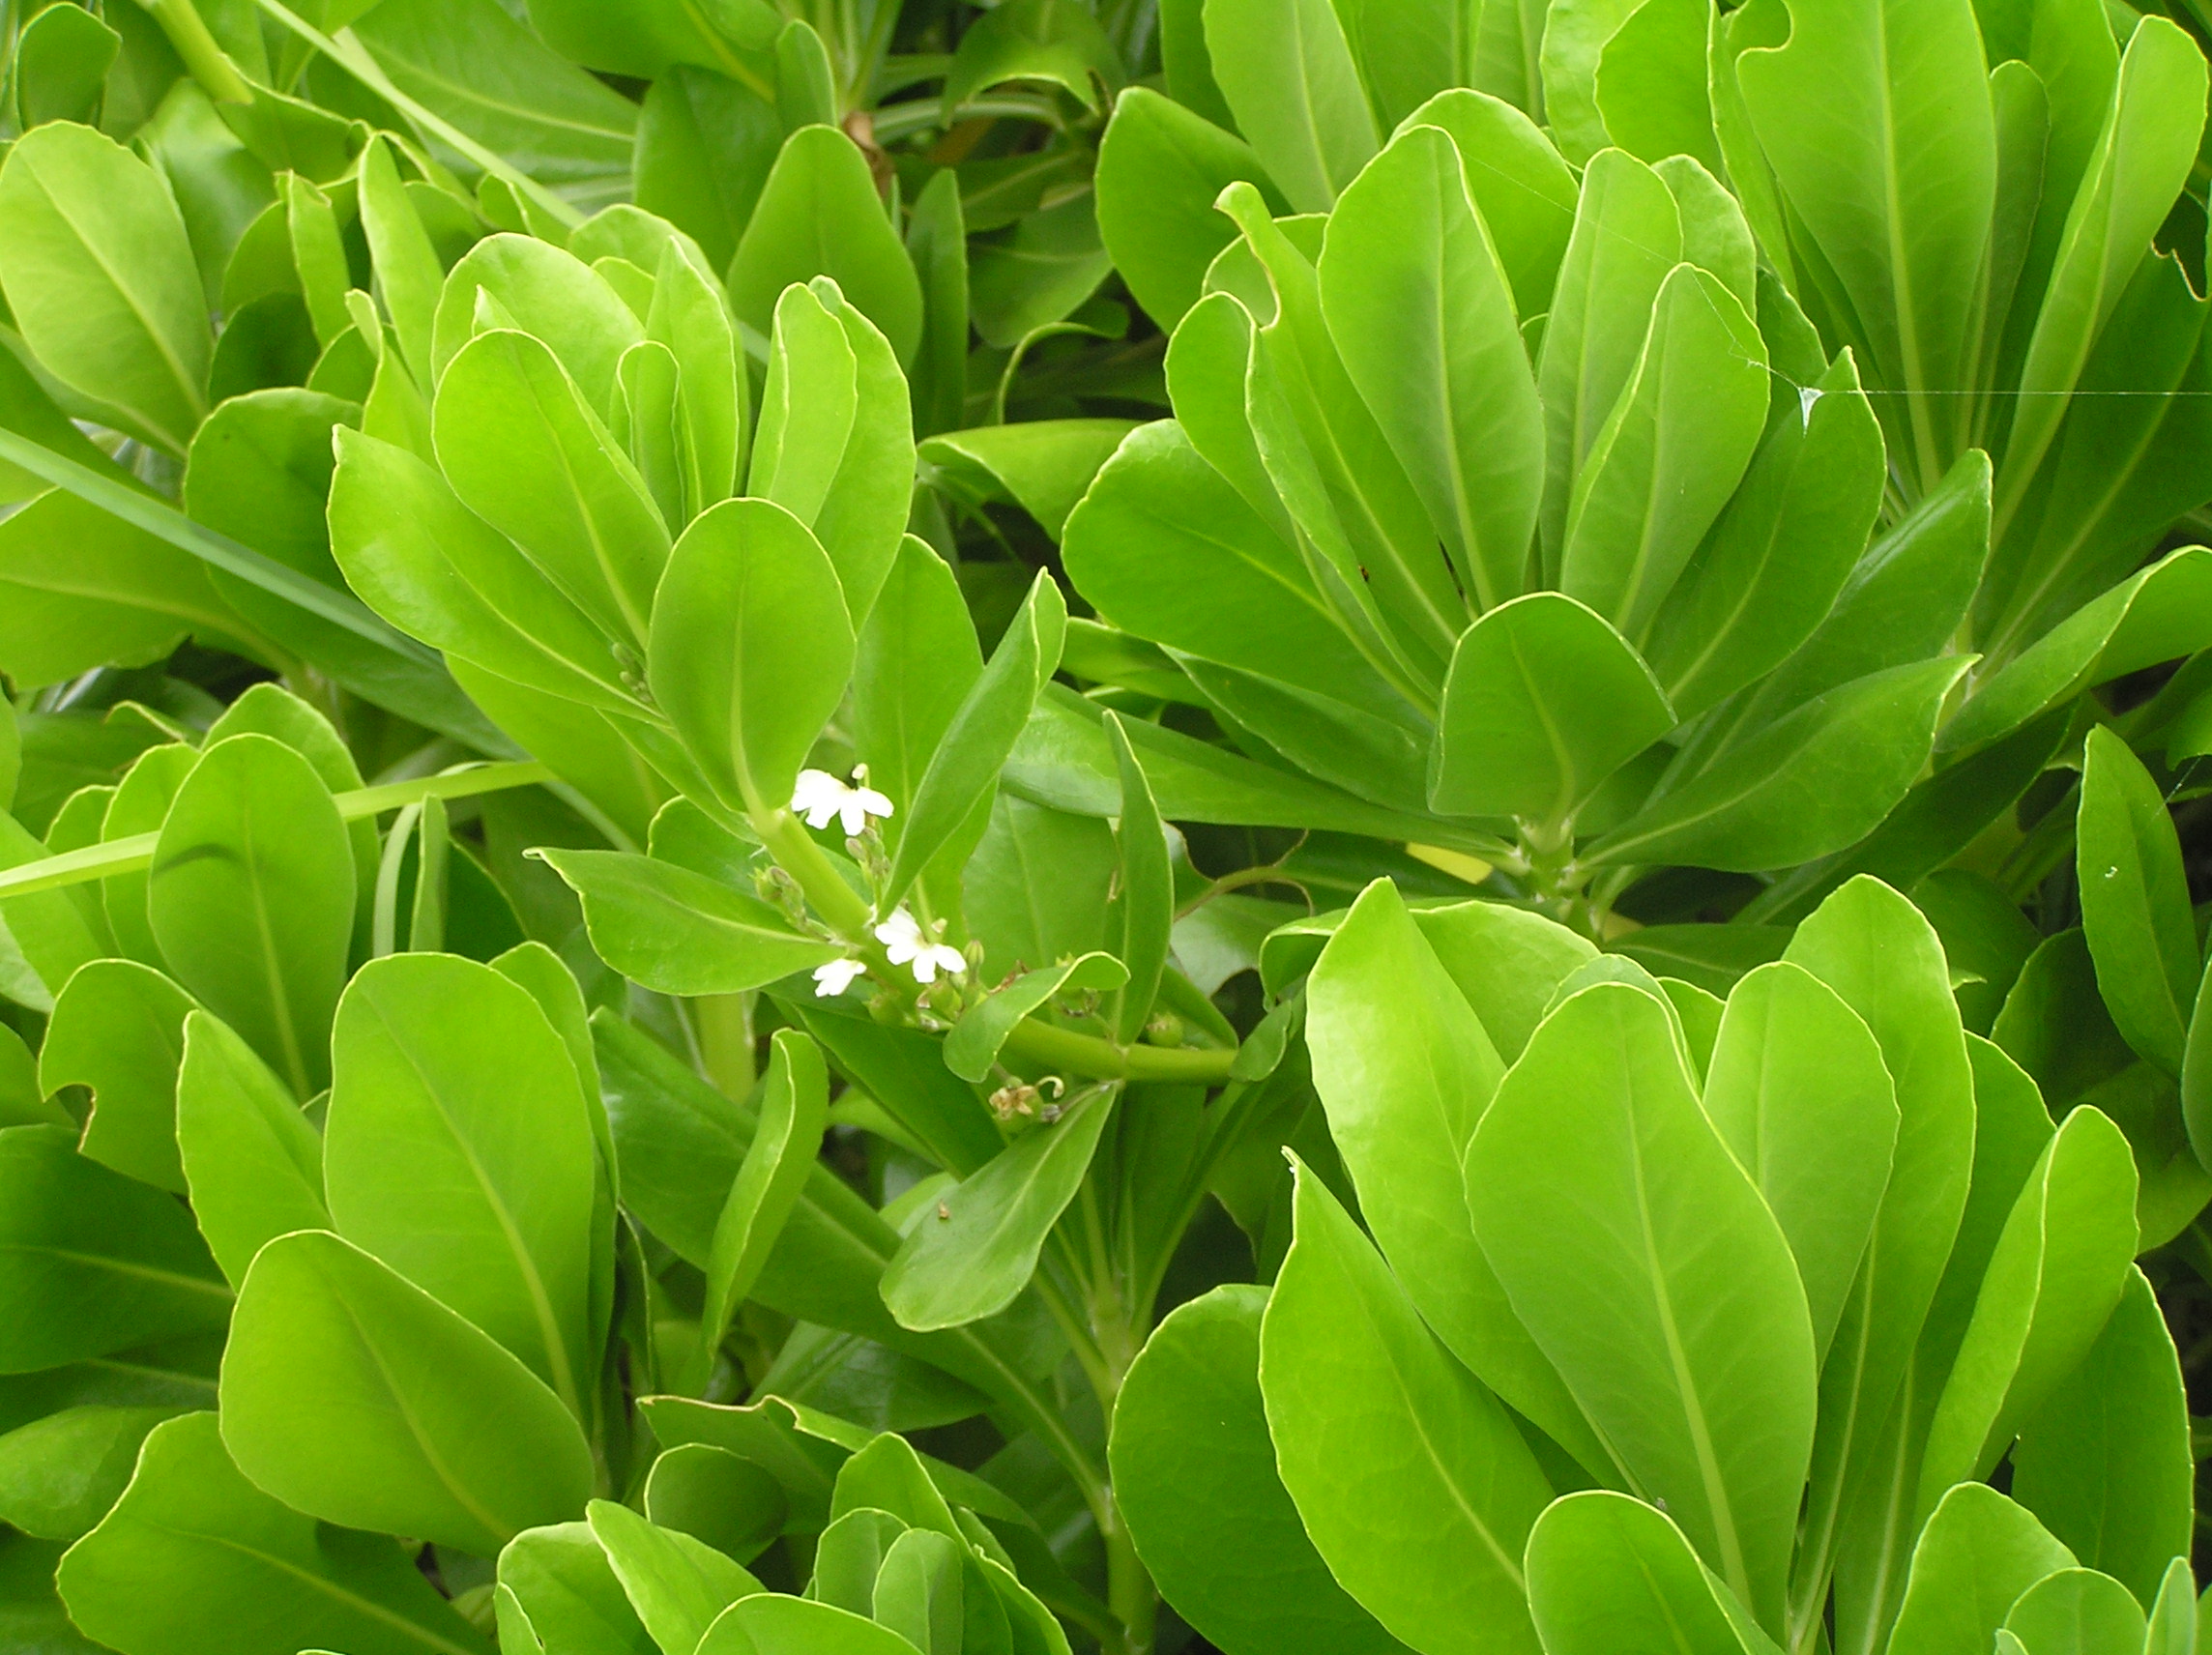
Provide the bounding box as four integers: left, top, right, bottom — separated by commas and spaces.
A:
810, 908, 967, 998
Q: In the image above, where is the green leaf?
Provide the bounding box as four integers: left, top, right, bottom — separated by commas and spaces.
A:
1466, 982, 1816, 1629
219, 1229, 593, 1556
727, 128, 923, 367
1918, 1105, 2139, 1507
750, 278, 915, 621
57, 1413, 488, 1655
2002, 1569, 2147, 1654
1111, 1284, 1411, 1655
1410, 899, 1599, 1062
1703, 961, 1898, 1360
1594, 0, 1721, 168
808, 1507, 907, 1616
1307, 879, 1613, 1476
829, 1431, 961, 1537
2142, 1561, 2197, 1655
1994, 18, 2207, 537
1720, 449, 1992, 748
1784, 875, 1977, 1583
324, 953, 599, 1415
790, 1005, 1002, 1176
587, 1498, 761, 1655
433, 328, 671, 650
148, 734, 355, 1098
853, 537, 984, 847
526, 0, 776, 81
40, 959, 195, 1193
0, 1402, 183, 1543
1539, 0, 1643, 165
691, 1029, 829, 1387
1008, 684, 1480, 851
1586, 658, 1973, 872
636, 68, 781, 276
1885, 1483, 2077, 1655
1735, 0, 1994, 495
1944, 548, 2212, 753
905, 170, 969, 442
943, 953, 1128, 1084
644, 1446, 788, 1566
1094, 86, 1285, 329
1523, 1490, 1758, 1655
431, 235, 643, 411
885, 571, 1065, 904
1203, 0, 1376, 214
649, 498, 856, 819
1060, 419, 1384, 698
0, 122, 210, 454
67, 777, 182, 966
0, 1027, 65, 1130
2012, 1265, 2192, 1606
1560, 264, 1769, 644
351, 0, 637, 201
1397, 91, 1578, 319
921, 421, 1134, 544
497, 1522, 656, 1655
356, 135, 445, 391
175, 1009, 327, 1291
1259, 1160, 1550, 1654
1431, 592, 1674, 824
0, 488, 251, 692
1643, 347, 1888, 720
1222, 185, 1463, 689
968, 193, 1116, 349
11, 4, 119, 129
0, 1122, 228, 1373
330, 429, 644, 716
867, 1527, 970, 1655
880, 1088, 1115, 1331
697, 1593, 921, 1655
540, 849, 839, 997
1104, 714, 1173, 1045
1319, 125, 1542, 612
2076, 725, 2197, 1075
1534, 149, 1681, 568
942, 0, 1122, 115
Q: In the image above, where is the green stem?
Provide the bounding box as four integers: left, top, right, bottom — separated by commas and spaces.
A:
1103, 1501, 1156, 1655
138, 0, 253, 102
1033, 1249, 1116, 1402
753, 807, 874, 938
0, 761, 551, 900
999, 1019, 1237, 1085
693, 993, 756, 1100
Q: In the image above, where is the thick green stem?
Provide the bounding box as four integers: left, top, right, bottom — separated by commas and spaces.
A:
0, 761, 552, 900
693, 993, 756, 1100
753, 807, 874, 939
1000, 1019, 1237, 1085
139, 0, 254, 102
1103, 1498, 1156, 1655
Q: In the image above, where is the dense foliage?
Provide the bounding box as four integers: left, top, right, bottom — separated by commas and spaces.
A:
0, 0, 2209, 1653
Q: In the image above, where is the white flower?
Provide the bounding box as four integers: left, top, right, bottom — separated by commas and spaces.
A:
812, 957, 868, 998
874, 907, 967, 985
791, 767, 894, 836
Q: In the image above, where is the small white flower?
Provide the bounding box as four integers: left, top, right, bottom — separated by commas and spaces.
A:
791, 767, 894, 836
874, 907, 968, 985
812, 957, 868, 998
